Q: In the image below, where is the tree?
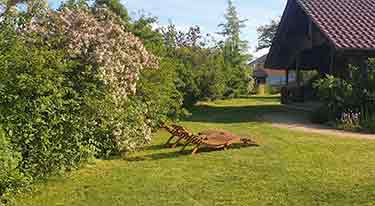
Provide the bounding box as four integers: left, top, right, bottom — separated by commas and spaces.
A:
0, 0, 48, 17
0, 0, 8, 17
0, 0, 21, 16
95, 0, 130, 23
218, 0, 248, 67
62, 0, 89, 9
129, 14, 165, 55
256, 18, 280, 51
217, 0, 250, 97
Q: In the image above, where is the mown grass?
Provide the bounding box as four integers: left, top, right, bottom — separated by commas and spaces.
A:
13, 97, 375, 206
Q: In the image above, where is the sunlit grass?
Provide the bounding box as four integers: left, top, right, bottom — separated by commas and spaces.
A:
13, 97, 375, 206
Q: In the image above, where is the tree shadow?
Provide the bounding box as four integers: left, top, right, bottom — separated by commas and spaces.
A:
187, 104, 289, 124
239, 96, 281, 101
141, 144, 167, 151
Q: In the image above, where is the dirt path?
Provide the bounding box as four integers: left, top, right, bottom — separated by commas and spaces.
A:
262, 113, 375, 140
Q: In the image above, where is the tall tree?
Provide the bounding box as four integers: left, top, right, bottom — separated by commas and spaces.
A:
218, 0, 248, 67
256, 18, 280, 51
217, 0, 250, 97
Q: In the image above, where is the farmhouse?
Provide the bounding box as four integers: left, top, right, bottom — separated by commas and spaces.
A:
250, 54, 295, 86
265, 0, 375, 102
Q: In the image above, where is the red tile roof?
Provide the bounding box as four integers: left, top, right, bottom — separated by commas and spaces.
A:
297, 0, 375, 50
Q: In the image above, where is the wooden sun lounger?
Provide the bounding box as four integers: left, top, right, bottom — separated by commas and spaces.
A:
163, 124, 259, 155
162, 124, 194, 148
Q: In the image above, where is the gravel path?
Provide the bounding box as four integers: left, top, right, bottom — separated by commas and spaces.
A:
262, 113, 375, 140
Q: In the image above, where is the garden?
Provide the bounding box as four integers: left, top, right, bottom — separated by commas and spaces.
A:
11, 97, 375, 205
0, 0, 252, 202
1, 0, 375, 205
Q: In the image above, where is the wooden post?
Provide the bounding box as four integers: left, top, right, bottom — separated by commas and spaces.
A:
285, 69, 289, 85
296, 55, 301, 87
336, 55, 349, 79
361, 57, 369, 80
295, 54, 304, 102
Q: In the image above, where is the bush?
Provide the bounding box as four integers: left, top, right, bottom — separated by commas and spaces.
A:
0, 5, 161, 198
313, 75, 354, 116
88, 97, 153, 155
313, 61, 375, 133
362, 120, 375, 133
160, 24, 250, 107
137, 57, 186, 125
174, 49, 249, 106
0, 128, 27, 202
359, 103, 375, 133
0, 38, 95, 178
310, 106, 334, 124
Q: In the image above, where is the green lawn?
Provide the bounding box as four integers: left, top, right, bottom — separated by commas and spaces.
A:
13, 97, 375, 206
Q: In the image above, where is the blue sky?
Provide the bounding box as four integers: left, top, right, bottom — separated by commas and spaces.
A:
48, 0, 287, 56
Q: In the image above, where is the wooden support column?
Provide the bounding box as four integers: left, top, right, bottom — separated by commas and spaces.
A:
296, 55, 301, 87
361, 57, 369, 80
295, 54, 304, 102
336, 55, 349, 79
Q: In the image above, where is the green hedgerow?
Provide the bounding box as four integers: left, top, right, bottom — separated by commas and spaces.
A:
0, 37, 97, 178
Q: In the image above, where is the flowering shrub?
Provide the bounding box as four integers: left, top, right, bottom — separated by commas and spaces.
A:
338, 110, 361, 131
0, 4, 162, 199
25, 7, 158, 99
21, 7, 160, 154
85, 95, 154, 156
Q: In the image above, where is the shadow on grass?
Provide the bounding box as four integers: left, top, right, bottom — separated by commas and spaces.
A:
126, 144, 259, 162
141, 144, 167, 151
125, 150, 188, 162
239, 96, 281, 101
187, 104, 287, 124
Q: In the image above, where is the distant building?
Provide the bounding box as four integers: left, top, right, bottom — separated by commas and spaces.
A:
249, 54, 295, 87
